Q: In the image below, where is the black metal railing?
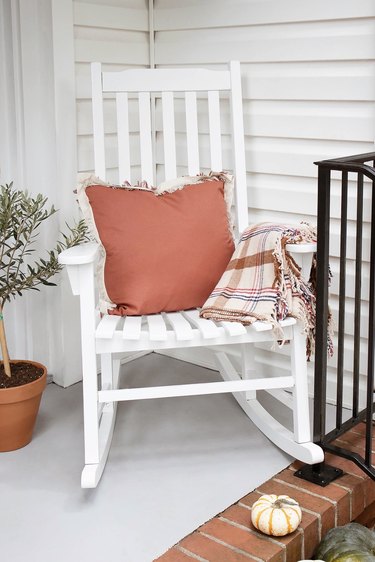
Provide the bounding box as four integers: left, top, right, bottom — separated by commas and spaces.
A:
298, 152, 375, 485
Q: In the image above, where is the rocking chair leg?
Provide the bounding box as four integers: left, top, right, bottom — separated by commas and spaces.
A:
241, 343, 256, 400
101, 353, 121, 408
290, 323, 312, 444
81, 349, 100, 487
81, 354, 121, 488
82, 349, 99, 466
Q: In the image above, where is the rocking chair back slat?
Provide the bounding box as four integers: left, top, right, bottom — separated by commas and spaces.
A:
138, 91, 154, 186
184, 91, 200, 175
161, 91, 177, 180
91, 62, 106, 178
208, 90, 222, 172
229, 61, 248, 235
116, 92, 131, 184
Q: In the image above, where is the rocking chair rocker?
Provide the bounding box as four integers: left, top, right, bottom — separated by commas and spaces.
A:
59, 61, 323, 487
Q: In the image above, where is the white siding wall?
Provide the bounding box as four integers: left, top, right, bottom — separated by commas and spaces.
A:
0, 0, 77, 382
153, 0, 375, 406
33, 0, 374, 394
73, 0, 150, 184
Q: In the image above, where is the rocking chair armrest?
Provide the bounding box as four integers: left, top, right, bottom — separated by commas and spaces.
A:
58, 242, 101, 265
285, 242, 316, 254
285, 242, 316, 280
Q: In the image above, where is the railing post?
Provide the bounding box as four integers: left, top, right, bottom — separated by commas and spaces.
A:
314, 165, 331, 444
365, 172, 375, 465
297, 152, 375, 484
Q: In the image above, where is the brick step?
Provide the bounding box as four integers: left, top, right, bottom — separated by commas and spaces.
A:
155, 423, 375, 562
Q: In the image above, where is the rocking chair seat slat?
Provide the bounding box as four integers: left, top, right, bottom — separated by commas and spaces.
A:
164, 312, 194, 341
182, 309, 222, 339
96, 315, 121, 339
122, 316, 143, 340
220, 321, 248, 336
147, 314, 168, 341
252, 316, 296, 332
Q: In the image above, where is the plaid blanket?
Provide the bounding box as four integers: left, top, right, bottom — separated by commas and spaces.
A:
200, 222, 332, 358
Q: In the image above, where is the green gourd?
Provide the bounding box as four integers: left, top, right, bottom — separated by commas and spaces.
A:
315, 523, 375, 562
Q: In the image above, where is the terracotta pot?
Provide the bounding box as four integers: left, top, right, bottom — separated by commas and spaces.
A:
0, 361, 47, 452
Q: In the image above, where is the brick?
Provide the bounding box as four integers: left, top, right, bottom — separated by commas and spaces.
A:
354, 501, 375, 529
239, 490, 263, 509
332, 473, 365, 520
336, 493, 351, 525
334, 437, 375, 460
364, 477, 375, 507
278, 467, 350, 526
180, 532, 258, 562
155, 547, 198, 562
334, 433, 365, 451
297, 510, 320, 559
290, 460, 304, 471
345, 422, 369, 438
221, 504, 252, 528
199, 517, 284, 562
257, 478, 335, 537
271, 530, 302, 562
324, 452, 369, 480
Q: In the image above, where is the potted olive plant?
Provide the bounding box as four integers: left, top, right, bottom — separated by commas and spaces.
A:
0, 182, 87, 451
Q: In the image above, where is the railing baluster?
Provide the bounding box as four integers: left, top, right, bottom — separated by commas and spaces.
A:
365, 174, 375, 465
336, 171, 348, 429
353, 173, 363, 418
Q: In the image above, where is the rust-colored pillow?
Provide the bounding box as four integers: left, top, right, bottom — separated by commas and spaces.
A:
78, 174, 234, 316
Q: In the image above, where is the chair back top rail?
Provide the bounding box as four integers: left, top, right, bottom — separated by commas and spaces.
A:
102, 67, 231, 93
91, 61, 249, 236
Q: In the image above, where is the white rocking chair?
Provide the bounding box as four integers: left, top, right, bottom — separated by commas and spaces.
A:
59, 61, 323, 488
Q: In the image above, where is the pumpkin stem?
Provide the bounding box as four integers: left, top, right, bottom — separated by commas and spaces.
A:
273, 498, 299, 509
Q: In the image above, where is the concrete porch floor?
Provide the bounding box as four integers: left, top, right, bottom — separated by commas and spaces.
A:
1, 354, 294, 562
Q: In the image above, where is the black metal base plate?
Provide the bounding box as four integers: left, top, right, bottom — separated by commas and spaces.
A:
294, 464, 343, 487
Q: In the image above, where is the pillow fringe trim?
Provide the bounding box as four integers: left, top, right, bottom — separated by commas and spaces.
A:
76, 176, 115, 313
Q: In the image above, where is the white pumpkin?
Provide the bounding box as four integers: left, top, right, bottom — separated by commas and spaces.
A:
251, 494, 302, 536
